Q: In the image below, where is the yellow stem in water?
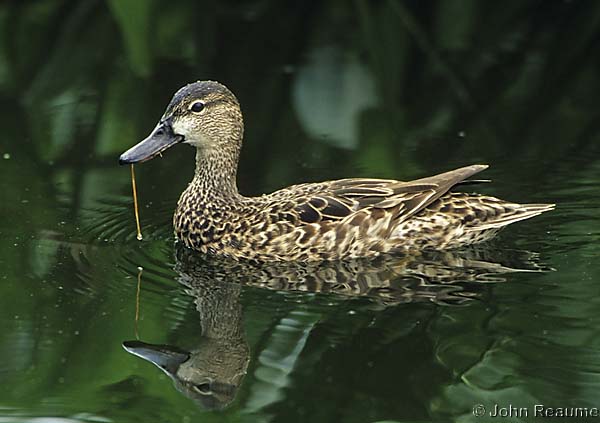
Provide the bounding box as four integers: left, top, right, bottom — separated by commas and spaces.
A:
130, 164, 143, 241
135, 266, 143, 340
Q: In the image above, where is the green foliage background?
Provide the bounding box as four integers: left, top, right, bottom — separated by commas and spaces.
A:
0, 1, 599, 422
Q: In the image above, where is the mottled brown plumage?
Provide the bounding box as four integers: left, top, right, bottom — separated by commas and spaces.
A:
120, 81, 554, 261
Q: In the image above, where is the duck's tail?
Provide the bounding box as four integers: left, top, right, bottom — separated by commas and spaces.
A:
465, 202, 555, 232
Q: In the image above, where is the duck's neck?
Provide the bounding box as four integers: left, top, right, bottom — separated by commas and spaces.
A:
174, 144, 243, 249
191, 146, 241, 201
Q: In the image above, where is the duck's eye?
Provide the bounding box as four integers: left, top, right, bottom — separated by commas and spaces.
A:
190, 101, 205, 113
193, 382, 212, 395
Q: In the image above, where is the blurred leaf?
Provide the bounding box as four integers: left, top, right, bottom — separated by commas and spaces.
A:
95, 75, 141, 156
292, 45, 378, 150
107, 0, 155, 76
434, 0, 478, 50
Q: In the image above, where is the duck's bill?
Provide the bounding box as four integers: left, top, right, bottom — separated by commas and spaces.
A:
122, 340, 190, 374
119, 120, 184, 165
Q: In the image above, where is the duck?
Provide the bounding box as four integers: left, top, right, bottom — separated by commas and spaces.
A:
119, 80, 554, 262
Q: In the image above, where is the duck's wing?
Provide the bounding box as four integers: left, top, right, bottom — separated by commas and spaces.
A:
292, 164, 488, 224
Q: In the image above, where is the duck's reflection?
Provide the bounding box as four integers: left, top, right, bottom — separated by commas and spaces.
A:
123, 269, 249, 410
123, 246, 550, 409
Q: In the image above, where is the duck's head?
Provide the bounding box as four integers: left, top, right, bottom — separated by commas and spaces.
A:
119, 80, 243, 164
123, 339, 248, 410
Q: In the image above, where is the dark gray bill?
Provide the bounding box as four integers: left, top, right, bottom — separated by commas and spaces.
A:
119, 120, 183, 165
122, 340, 190, 374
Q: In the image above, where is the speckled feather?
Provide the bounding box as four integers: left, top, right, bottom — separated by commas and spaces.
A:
125, 81, 554, 262
174, 162, 553, 261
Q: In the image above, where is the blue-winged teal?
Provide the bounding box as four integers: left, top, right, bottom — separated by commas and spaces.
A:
119, 81, 554, 261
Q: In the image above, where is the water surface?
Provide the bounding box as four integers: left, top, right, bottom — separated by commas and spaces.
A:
1, 2, 600, 422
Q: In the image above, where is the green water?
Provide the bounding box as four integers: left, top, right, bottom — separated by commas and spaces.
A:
1, 2, 600, 422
